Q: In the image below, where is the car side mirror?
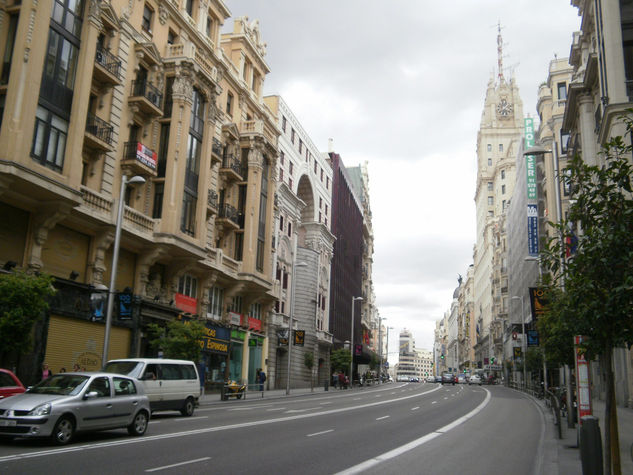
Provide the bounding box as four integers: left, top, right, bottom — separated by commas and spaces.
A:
84, 391, 99, 399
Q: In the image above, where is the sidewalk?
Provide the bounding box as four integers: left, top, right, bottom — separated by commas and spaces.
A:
536, 395, 633, 474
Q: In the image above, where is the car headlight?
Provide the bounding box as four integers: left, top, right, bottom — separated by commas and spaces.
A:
29, 403, 51, 416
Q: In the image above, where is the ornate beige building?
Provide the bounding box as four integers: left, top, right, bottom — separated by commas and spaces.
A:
0, 0, 280, 387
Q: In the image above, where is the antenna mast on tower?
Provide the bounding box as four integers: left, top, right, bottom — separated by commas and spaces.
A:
497, 21, 504, 84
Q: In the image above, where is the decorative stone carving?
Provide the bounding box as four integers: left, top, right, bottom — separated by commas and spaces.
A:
158, 3, 169, 25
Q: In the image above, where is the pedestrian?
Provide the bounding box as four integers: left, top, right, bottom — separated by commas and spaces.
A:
338, 371, 345, 389
59, 367, 66, 373
259, 369, 266, 391
332, 371, 338, 389
72, 363, 80, 372
41, 363, 53, 380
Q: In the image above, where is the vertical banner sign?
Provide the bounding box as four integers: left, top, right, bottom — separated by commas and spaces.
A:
527, 204, 539, 256
524, 118, 537, 200
574, 335, 593, 424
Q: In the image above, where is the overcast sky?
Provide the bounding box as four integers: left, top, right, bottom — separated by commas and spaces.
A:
223, 1, 581, 361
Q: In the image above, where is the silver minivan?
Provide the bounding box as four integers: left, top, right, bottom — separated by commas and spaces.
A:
104, 358, 200, 416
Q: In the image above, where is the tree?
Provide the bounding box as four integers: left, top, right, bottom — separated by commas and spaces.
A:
330, 348, 350, 373
304, 352, 314, 392
0, 271, 56, 367
539, 113, 633, 475
147, 319, 206, 363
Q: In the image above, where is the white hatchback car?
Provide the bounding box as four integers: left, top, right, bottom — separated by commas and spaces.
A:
0, 372, 150, 445
468, 374, 482, 385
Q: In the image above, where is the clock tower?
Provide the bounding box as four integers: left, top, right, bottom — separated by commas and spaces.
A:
472, 23, 525, 373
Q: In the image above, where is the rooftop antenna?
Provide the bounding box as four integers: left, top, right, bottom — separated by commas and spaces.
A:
497, 21, 505, 84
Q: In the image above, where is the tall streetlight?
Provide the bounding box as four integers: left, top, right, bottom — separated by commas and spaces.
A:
286, 260, 307, 395
102, 174, 145, 366
511, 295, 527, 388
350, 296, 363, 387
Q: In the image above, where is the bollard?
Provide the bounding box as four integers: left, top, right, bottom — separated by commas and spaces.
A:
579, 416, 603, 475
324, 380, 329, 391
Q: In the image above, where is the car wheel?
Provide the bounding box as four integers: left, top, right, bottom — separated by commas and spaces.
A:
180, 397, 195, 417
127, 410, 149, 436
51, 416, 74, 445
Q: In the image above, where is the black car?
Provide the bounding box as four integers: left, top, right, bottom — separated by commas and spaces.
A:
441, 373, 456, 385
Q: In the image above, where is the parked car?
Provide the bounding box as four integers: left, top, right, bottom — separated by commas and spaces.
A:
426, 375, 436, 383
441, 373, 456, 385
409, 377, 420, 383
434, 375, 443, 383
104, 358, 200, 416
457, 374, 467, 384
468, 374, 482, 385
0, 369, 26, 400
0, 372, 150, 445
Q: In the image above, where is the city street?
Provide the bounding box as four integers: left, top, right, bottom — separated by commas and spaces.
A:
0, 383, 546, 474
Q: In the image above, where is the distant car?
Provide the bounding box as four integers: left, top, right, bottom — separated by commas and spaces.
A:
409, 377, 420, 383
426, 375, 435, 383
441, 373, 456, 385
0, 369, 26, 400
468, 374, 482, 385
457, 374, 467, 384
434, 375, 442, 383
0, 372, 150, 445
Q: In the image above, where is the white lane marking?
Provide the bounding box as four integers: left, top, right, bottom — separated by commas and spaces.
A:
353, 398, 361, 401
390, 392, 396, 395
319, 402, 332, 405
444, 397, 448, 400
375, 395, 381, 398
146, 457, 210, 472
174, 416, 208, 422
229, 407, 255, 411
375, 416, 390, 421
285, 407, 320, 413
336, 389, 492, 475
307, 429, 334, 437
266, 408, 286, 412
432, 401, 437, 404
149, 421, 160, 424
0, 386, 443, 463
411, 407, 419, 411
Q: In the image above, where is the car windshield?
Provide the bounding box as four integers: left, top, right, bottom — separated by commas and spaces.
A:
27, 374, 89, 396
103, 361, 143, 378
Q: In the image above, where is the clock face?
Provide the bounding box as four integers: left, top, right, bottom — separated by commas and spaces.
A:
497, 99, 513, 117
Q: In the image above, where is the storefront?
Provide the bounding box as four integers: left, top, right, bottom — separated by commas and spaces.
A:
44, 315, 131, 373
229, 329, 245, 382
199, 323, 230, 392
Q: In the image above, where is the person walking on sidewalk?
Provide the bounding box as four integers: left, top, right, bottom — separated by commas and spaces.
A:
258, 369, 266, 391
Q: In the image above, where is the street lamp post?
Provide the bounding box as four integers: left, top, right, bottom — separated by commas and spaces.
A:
377, 317, 386, 383
287, 260, 307, 395
102, 175, 145, 366
350, 296, 363, 387
511, 295, 527, 388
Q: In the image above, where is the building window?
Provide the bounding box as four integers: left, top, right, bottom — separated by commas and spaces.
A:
289, 161, 293, 175
287, 221, 292, 237
557, 82, 567, 101
279, 215, 284, 231
178, 274, 197, 298
501, 184, 506, 194
320, 168, 323, 181
288, 177, 293, 189
1, 14, 19, 85
501, 169, 505, 180
314, 161, 317, 173
298, 140, 302, 154
208, 286, 224, 318
142, 4, 153, 33
502, 199, 507, 211
31, 106, 68, 171
249, 303, 262, 320
255, 158, 268, 272
231, 295, 243, 314
226, 92, 233, 115
488, 196, 494, 206
185, 0, 193, 17
499, 144, 503, 152
280, 151, 284, 165
279, 167, 283, 181
282, 116, 286, 132
326, 177, 329, 189
181, 191, 197, 236
487, 182, 493, 191
487, 158, 492, 167
487, 144, 492, 152
206, 17, 212, 38
291, 128, 295, 144
152, 182, 164, 218
560, 132, 570, 154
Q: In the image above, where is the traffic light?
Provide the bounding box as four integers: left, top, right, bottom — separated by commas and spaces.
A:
491, 357, 495, 364
440, 354, 445, 360
431, 362, 434, 367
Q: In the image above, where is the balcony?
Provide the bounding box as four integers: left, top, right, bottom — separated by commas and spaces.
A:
219, 154, 243, 182
84, 113, 114, 152
211, 138, 222, 163
128, 80, 163, 117
215, 203, 240, 230
121, 141, 158, 176
93, 46, 121, 86
207, 189, 218, 215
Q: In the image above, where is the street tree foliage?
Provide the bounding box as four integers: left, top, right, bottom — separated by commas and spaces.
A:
538, 112, 633, 475
303, 352, 314, 370
330, 348, 350, 372
0, 271, 56, 367
147, 319, 206, 363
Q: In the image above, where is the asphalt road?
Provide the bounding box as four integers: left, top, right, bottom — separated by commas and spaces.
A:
0, 383, 545, 474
